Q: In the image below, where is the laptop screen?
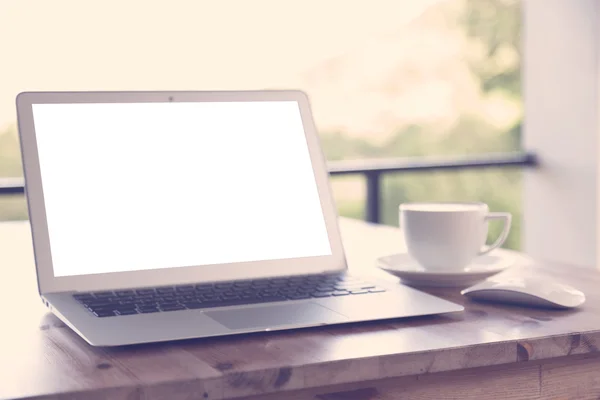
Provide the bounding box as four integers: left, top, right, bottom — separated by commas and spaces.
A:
31, 101, 332, 277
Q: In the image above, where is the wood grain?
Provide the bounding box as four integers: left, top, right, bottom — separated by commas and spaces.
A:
2, 218, 600, 399
246, 355, 600, 400
541, 354, 600, 399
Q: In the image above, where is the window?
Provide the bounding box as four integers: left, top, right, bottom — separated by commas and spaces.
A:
0, 0, 522, 247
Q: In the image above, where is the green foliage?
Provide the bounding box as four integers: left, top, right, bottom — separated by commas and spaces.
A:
461, 0, 521, 96
329, 0, 523, 249
0, 195, 28, 221
0, 125, 28, 221
0, 125, 22, 177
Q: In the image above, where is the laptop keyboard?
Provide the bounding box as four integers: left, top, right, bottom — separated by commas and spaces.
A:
72, 274, 386, 317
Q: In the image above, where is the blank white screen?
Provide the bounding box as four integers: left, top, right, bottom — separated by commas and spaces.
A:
31, 101, 332, 277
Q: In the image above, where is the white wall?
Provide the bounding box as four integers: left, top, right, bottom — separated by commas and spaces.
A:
523, 0, 600, 267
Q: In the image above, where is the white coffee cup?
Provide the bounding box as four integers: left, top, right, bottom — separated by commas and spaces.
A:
400, 202, 511, 271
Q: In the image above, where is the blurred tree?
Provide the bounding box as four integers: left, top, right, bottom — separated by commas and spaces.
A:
0, 126, 27, 221
461, 0, 521, 97
329, 0, 524, 248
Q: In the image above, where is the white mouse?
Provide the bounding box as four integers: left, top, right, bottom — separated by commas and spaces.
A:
461, 277, 585, 309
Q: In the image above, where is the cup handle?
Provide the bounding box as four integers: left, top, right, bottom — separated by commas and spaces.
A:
478, 212, 512, 256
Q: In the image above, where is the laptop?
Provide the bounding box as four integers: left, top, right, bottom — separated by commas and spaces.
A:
16, 90, 463, 346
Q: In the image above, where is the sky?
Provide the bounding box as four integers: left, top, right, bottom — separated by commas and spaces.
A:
0, 0, 443, 130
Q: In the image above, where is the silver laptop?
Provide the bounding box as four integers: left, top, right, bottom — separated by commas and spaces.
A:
16, 90, 462, 346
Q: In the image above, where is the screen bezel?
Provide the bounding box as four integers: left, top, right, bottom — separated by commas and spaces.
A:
16, 90, 347, 293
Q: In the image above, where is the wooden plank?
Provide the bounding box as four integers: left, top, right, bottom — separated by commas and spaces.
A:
0, 321, 137, 400
517, 331, 600, 362
244, 354, 600, 400
104, 342, 224, 400
244, 362, 542, 400
179, 333, 316, 398
541, 354, 600, 399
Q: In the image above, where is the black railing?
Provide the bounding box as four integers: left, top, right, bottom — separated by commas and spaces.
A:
327, 151, 537, 223
0, 151, 538, 224
0, 177, 25, 195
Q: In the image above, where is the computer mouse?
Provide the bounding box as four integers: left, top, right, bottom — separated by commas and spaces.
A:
461, 277, 585, 309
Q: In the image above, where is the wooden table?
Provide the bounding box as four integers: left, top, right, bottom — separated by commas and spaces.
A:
1, 218, 600, 400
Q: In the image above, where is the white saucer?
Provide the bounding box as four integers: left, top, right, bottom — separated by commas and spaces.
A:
377, 252, 516, 288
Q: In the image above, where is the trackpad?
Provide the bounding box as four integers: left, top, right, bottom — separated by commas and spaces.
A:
205, 302, 349, 330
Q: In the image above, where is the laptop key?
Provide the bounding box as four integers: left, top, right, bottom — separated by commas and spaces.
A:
87, 301, 113, 308
136, 289, 156, 295
138, 304, 158, 309
89, 304, 119, 312
116, 309, 138, 316
157, 287, 175, 294
73, 293, 94, 300
269, 282, 288, 288
116, 290, 135, 296
93, 310, 116, 317
316, 286, 335, 291
260, 295, 287, 302
158, 301, 179, 307
182, 302, 204, 309
300, 283, 316, 289
93, 291, 114, 297
311, 292, 332, 298
369, 288, 386, 293
336, 278, 365, 285
176, 285, 195, 292
287, 293, 311, 300
195, 301, 224, 309
160, 305, 186, 312
215, 283, 233, 289
350, 290, 369, 295
103, 297, 118, 303
334, 285, 367, 291
138, 307, 159, 314
332, 291, 350, 296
